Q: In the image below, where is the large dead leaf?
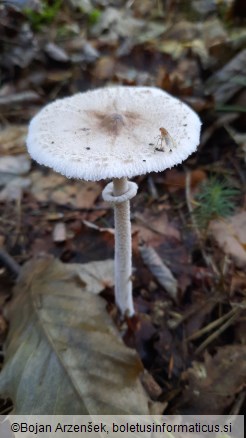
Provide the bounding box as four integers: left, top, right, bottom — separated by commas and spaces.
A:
0, 256, 149, 414
133, 210, 181, 242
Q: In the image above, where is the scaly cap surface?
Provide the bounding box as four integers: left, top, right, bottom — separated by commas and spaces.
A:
26, 86, 201, 181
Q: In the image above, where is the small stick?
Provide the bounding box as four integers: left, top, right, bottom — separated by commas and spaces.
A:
229, 390, 246, 415
186, 307, 238, 341
194, 310, 240, 355
0, 248, 21, 277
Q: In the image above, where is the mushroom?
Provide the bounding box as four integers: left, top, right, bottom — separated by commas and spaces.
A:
26, 86, 201, 316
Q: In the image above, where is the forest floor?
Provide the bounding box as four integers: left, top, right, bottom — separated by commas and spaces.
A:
0, 0, 246, 415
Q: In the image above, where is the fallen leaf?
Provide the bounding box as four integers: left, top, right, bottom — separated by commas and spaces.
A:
0, 125, 27, 155
139, 243, 178, 302
30, 170, 67, 202
209, 211, 246, 268
74, 181, 102, 209
75, 259, 115, 292
92, 56, 116, 81
205, 49, 246, 104
134, 210, 181, 242
180, 345, 246, 414
0, 256, 149, 414
164, 169, 206, 192
45, 42, 69, 62
31, 170, 101, 208
163, 19, 200, 41
91, 7, 144, 41
202, 18, 228, 51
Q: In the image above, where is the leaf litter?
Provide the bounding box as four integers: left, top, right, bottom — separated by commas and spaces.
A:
0, 0, 246, 416
179, 345, 246, 414
0, 256, 149, 414
209, 211, 246, 268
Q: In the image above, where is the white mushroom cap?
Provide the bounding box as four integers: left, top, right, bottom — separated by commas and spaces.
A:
26, 86, 201, 181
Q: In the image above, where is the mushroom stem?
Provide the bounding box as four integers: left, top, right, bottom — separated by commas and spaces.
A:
113, 177, 134, 316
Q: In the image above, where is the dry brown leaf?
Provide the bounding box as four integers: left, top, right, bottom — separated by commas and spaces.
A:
0, 256, 149, 414
31, 170, 101, 208
91, 7, 144, 41
164, 169, 206, 193
73, 181, 102, 209
30, 170, 65, 200
209, 211, 246, 268
92, 56, 116, 80
0, 125, 27, 155
202, 17, 228, 51
134, 210, 180, 242
180, 345, 246, 414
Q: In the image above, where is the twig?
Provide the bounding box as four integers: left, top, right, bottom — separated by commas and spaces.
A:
229, 390, 246, 415
186, 307, 238, 342
0, 248, 21, 277
194, 310, 240, 355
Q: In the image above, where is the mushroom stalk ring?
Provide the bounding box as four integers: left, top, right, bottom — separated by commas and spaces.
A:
102, 181, 138, 204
